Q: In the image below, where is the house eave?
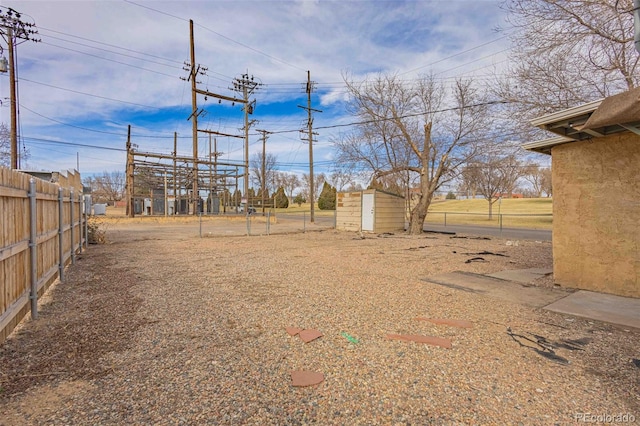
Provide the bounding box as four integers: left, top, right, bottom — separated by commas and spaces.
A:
522, 136, 575, 155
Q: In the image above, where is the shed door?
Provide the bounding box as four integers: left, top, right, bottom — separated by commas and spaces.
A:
361, 193, 375, 231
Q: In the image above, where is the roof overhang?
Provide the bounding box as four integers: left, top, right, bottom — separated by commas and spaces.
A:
521, 136, 575, 155
524, 87, 640, 155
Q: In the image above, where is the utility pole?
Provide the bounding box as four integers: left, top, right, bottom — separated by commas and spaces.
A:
213, 137, 218, 194
298, 71, 322, 223
7, 27, 16, 169
181, 20, 210, 214
208, 135, 212, 214
173, 132, 177, 214
125, 125, 134, 217
0, 7, 40, 169
232, 73, 260, 214
257, 129, 270, 214
182, 21, 248, 215
188, 20, 200, 214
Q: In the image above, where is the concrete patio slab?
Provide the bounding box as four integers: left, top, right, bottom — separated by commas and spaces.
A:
422, 270, 640, 330
544, 290, 640, 329
421, 271, 570, 308
487, 268, 552, 284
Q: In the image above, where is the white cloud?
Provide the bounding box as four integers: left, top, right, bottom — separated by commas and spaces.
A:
1, 0, 510, 175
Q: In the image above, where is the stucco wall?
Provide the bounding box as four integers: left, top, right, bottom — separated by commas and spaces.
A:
552, 133, 639, 298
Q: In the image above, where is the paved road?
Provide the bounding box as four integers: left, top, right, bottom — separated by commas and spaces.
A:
423, 223, 552, 241
214, 212, 551, 240
275, 213, 335, 227
275, 214, 552, 241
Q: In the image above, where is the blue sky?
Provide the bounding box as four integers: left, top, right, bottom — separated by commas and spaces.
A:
1, 0, 511, 183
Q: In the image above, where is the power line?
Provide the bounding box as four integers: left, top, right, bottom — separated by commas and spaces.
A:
399, 34, 511, 76
19, 104, 193, 139
265, 100, 510, 135
123, 0, 307, 72
22, 136, 126, 152
41, 41, 179, 78
42, 33, 182, 69
18, 77, 163, 109
38, 26, 184, 64
37, 26, 235, 84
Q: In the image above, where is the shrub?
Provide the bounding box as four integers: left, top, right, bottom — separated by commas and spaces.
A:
87, 217, 107, 244
293, 194, 306, 207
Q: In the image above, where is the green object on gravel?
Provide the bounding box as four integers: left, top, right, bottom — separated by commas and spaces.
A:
341, 332, 360, 344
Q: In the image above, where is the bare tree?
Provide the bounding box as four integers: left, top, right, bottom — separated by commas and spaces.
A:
522, 162, 549, 198
467, 154, 523, 219
86, 171, 126, 204
334, 73, 494, 234
368, 172, 412, 197
250, 151, 278, 194
0, 123, 10, 167
301, 172, 325, 202
328, 170, 355, 192
0, 122, 29, 168
497, 0, 639, 125
273, 171, 300, 203
458, 164, 482, 199
540, 166, 552, 197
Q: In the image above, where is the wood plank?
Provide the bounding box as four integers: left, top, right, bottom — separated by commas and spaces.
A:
0, 186, 28, 198
0, 240, 29, 262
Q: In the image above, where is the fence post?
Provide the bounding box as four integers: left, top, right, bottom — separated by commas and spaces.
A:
303, 212, 306, 233
499, 214, 503, 233
58, 188, 64, 281
267, 211, 270, 235
70, 189, 75, 265
444, 212, 447, 227
78, 194, 83, 254
84, 195, 89, 249
199, 211, 202, 238
28, 178, 38, 320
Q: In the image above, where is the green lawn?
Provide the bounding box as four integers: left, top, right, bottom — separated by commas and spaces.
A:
428, 197, 552, 214
274, 198, 554, 229
426, 197, 553, 230
272, 203, 335, 216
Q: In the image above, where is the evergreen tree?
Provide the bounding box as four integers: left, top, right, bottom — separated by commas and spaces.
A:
273, 187, 289, 208
318, 182, 337, 210
232, 190, 241, 207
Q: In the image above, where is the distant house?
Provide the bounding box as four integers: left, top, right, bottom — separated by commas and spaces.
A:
523, 88, 640, 298
495, 193, 524, 199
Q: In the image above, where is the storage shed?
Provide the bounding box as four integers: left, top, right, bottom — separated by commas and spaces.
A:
523, 87, 640, 298
336, 189, 405, 233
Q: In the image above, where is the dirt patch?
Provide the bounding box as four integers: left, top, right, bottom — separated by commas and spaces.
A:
0, 245, 144, 398
0, 226, 637, 425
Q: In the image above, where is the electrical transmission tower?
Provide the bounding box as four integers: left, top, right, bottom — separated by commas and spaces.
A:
182, 19, 247, 214
232, 73, 261, 213
298, 71, 322, 223
0, 7, 40, 169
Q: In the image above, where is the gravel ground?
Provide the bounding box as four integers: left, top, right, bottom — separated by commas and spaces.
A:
0, 224, 638, 425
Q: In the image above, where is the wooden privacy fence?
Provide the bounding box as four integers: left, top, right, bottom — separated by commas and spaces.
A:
0, 167, 87, 344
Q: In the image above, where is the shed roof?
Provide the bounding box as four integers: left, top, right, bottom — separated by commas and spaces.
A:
523, 87, 640, 155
